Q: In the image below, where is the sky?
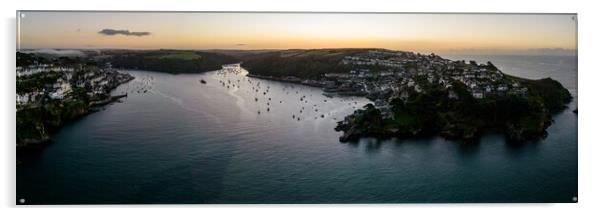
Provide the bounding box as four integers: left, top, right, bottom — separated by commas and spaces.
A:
17, 12, 577, 54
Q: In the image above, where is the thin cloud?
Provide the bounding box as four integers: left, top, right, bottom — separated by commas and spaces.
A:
98, 29, 151, 37
23, 49, 85, 57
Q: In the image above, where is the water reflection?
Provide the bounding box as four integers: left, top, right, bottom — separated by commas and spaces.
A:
17, 58, 577, 203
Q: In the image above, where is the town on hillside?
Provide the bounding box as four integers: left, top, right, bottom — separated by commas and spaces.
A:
260, 49, 530, 118
16, 56, 133, 109
16, 52, 134, 148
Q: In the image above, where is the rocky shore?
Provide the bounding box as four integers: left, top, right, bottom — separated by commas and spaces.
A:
16, 54, 135, 152
335, 77, 571, 144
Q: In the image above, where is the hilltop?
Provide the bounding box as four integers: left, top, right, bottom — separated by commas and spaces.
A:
98, 49, 239, 74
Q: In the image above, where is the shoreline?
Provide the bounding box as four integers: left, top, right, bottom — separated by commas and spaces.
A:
16, 73, 135, 154
243, 71, 570, 145
246, 73, 367, 97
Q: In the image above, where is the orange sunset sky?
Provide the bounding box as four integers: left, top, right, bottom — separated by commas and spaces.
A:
17, 12, 577, 54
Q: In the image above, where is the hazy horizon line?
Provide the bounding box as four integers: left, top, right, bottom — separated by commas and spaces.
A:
18, 47, 578, 56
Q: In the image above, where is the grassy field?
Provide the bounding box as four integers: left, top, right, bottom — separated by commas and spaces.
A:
280, 49, 356, 58
157, 52, 202, 60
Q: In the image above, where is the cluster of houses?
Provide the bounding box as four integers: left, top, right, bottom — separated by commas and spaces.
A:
16, 64, 76, 77
342, 56, 404, 69
328, 50, 529, 99
16, 64, 80, 105
442, 63, 528, 99
16, 62, 130, 107
16, 91, 43, 106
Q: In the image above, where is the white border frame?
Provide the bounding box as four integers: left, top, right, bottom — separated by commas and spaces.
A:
2, 0, 600, 215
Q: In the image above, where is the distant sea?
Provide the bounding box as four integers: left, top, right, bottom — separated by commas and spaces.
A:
17, 54, 577, 204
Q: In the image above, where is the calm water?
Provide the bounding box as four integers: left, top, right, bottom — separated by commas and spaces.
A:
17, 55, 577, 204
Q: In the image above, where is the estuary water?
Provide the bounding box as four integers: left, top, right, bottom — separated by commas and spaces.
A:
17, 55, 577, 204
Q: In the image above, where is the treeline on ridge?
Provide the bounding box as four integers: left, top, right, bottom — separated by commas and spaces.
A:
103, 50, 239, 74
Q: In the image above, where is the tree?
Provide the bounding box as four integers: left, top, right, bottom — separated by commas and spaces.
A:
486, 61, 498, 70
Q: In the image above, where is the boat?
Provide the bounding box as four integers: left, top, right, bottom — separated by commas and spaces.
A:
200, 79, 207, 84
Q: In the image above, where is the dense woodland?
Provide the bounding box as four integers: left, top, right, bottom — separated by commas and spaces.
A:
103, 50, 239, 74
336, 76, 572, 143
